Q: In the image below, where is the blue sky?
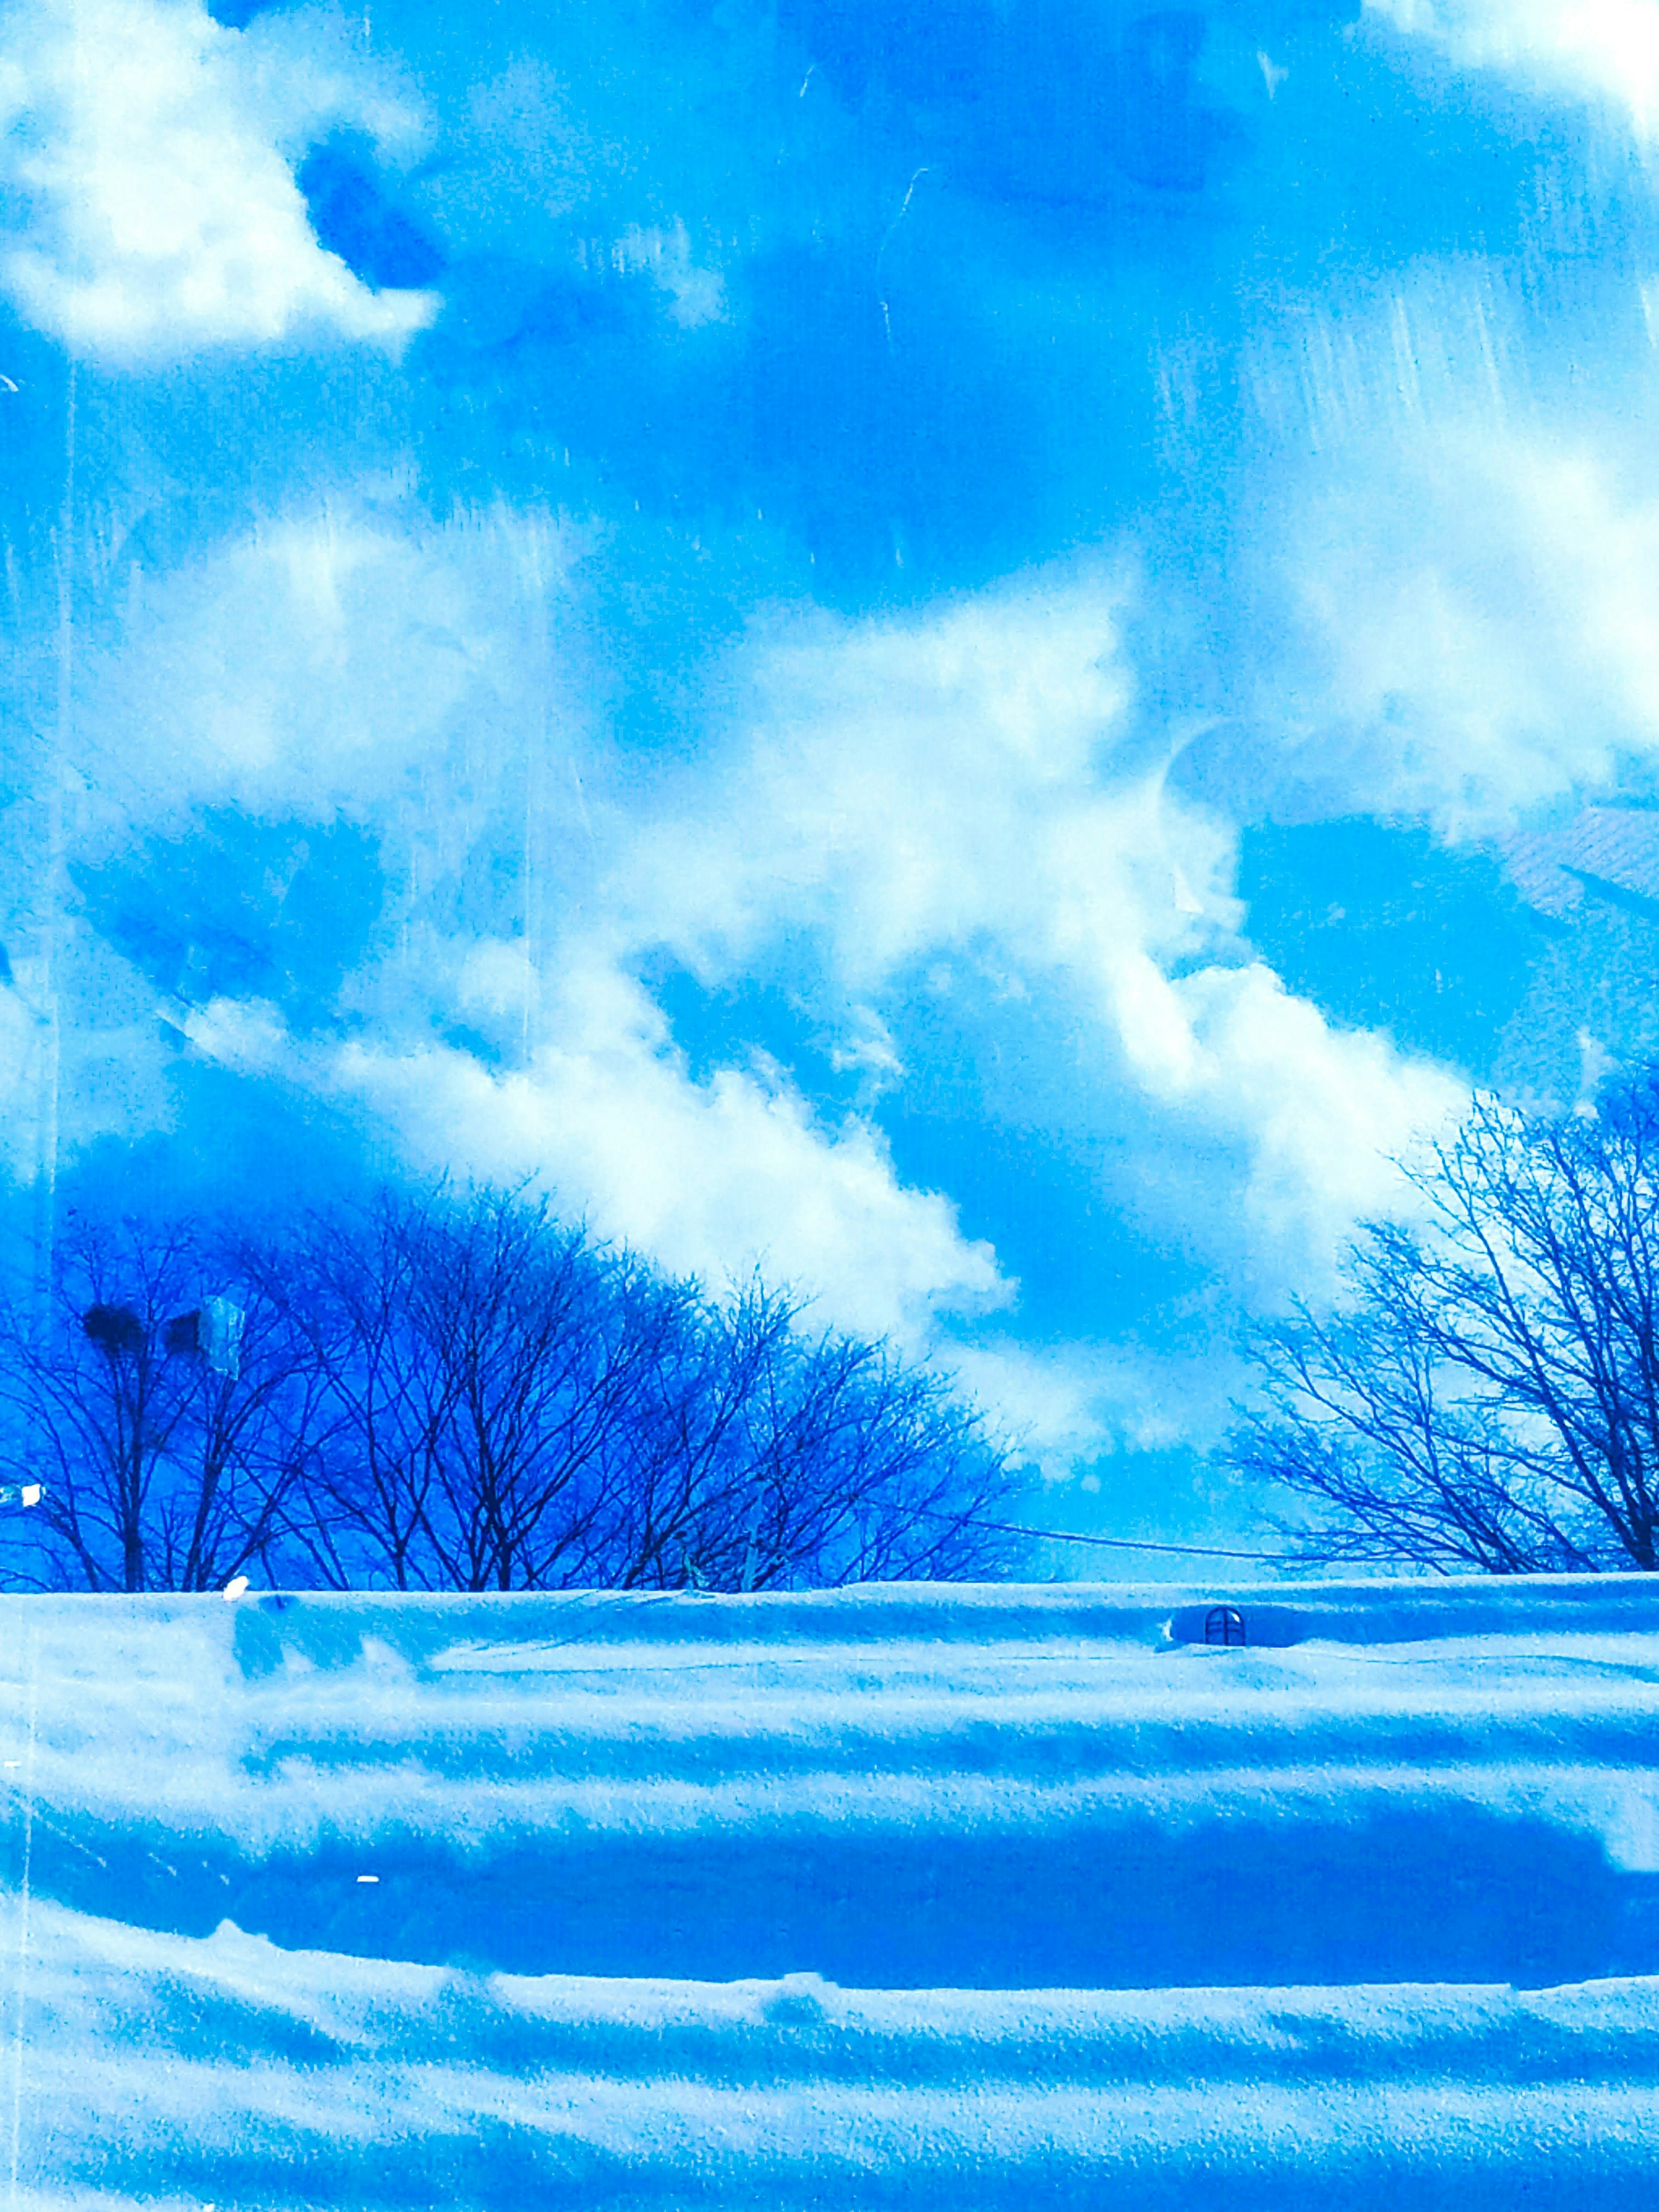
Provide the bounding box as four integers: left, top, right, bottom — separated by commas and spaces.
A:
3, 0, 1659, 1554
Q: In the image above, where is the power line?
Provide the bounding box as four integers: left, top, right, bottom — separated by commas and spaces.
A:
961, 1513, 1309, 1564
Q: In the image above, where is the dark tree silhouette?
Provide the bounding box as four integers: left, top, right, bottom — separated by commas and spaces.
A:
1229, 1081, 1659, 1573
247, 1187, 1030, 1594
0, 1219, 321, 1592
589, 1281, 1023, 1592
258, 1189, 695, 1592
0, 1188, 1028, 1594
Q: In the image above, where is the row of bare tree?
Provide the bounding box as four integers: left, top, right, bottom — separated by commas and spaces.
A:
0, 1189, 1027, 1594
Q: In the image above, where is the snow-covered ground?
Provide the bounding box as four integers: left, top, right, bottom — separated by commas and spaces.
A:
6, 1576, 1659, 2206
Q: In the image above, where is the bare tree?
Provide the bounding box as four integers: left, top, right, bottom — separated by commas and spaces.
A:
585, 1279, 1027, 1592
0, 1218, 321, 1592
1229, 1081, 1659, 1572
258, 1190, 1030, 1593
704, 1297, 1023, 1589
262, 1189, 737, 1591
1, 1185, 1029, 1594
584, 1278, 800, 1592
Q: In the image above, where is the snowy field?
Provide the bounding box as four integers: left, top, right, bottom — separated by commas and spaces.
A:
7, 1575, 1659, 2206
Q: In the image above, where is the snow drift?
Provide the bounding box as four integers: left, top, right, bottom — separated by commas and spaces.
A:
5, 1574, 1659, 2205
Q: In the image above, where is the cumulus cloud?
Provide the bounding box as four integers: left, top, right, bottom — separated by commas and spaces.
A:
27, 451, 1489, 1461
1286, 424, 1659, 820
0, 0, 436, 359
64, 497, 1009, 1350
1171, 963, 1462, 1290
337, 977, 1009, 1348
617, 577, 1219, 984
617, 575, 1461, 1294
941, 1332, 1231, 1474
173, 958, 1008, 1348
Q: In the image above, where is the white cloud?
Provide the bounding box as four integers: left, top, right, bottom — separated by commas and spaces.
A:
1236, 278, 1659, 831
334, 957, 1011, 1348
159, 957, 1010, 1352
616, 575, 1458, 1294
57, 509, 1471, 1446
83, 500, 588, 833
620, 576, 1221, 978
0, 0, 435, 361
953, 1326, 1295, 1473
120, 940, 1010, 1357
1172, 963, 1463, 1292
63, 495, 1015, 1353
1368, 0, 1659, 137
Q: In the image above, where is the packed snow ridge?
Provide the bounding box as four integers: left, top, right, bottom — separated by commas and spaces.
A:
6, 1573, 1659, 2208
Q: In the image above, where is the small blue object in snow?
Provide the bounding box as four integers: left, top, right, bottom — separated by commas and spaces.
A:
1168, 1602, 1300, 1648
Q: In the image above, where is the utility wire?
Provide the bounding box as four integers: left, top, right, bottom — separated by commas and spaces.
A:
950, 1512, 1311, 1564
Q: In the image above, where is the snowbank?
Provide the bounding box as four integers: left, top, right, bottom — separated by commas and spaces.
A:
4, 1575, 1659, 2204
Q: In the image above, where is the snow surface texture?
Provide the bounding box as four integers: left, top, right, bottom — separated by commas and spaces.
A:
6, 1576, 1659, 2206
